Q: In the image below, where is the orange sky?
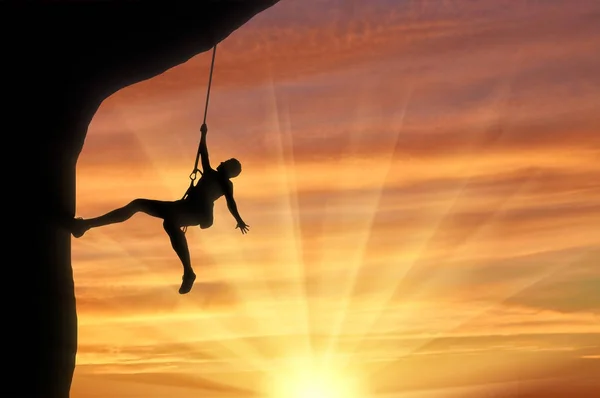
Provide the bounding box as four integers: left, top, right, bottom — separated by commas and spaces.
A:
70, 1, 600, 397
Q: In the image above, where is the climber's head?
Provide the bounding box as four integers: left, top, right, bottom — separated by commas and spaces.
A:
217, 158, 242, 179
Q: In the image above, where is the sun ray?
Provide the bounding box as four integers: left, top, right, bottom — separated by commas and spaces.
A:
75, 86, 282, 381
392, 76, 516, 283
260, 39, 323, 360
72, 241, 271, 376
170, 315, 274, 374
364, 247, 598, 378
329, 159, 486, 365
183, 221, 282, 359
165, 60, 312, 367
74, 95, 192, 278
332, 72, 522, 366
258, 64, 312, 357
317, 110, 387, 362
114, 97, 191, 199
390, 163, 539, 299
323, 83, 415, 362
179, 79, 294, 367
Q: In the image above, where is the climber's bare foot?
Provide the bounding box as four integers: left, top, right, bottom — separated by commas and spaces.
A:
179, 272, 197, 295
71, 217, 88, 238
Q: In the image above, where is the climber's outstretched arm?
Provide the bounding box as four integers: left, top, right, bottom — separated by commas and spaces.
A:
224, 183, 249, 234
200, 123, 211, 171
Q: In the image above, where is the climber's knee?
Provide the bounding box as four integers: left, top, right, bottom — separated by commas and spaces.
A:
163, 219, 181, 235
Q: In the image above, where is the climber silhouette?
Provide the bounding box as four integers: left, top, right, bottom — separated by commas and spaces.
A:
70, 123, 249, 294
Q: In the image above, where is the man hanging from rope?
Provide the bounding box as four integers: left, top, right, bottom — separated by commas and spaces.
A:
70, 123, 250, 294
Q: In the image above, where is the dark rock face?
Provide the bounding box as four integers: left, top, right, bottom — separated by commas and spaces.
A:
2, 1, 279, 397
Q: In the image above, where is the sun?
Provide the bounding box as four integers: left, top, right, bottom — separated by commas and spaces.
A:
283, 373, 350, 398
264, 357, 366, 398
290, 380, 344, 398
268, 371, 361, 398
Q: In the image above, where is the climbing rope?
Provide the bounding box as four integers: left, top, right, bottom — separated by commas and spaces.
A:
188, 44, 218, 186
181, 44, 217, 233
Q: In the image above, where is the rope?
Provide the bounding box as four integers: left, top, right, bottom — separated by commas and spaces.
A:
183, 45, 217, 191
181, 44, 218, 233
203, 44, 217, 126
190, 44, 217, 181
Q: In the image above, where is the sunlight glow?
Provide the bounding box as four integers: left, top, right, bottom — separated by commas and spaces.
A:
265, 358, 366, 398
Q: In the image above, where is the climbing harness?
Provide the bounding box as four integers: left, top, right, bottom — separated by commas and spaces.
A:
181, 44, 217, 233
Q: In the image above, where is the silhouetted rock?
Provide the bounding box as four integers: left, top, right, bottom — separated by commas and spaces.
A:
1, 1, 279, 397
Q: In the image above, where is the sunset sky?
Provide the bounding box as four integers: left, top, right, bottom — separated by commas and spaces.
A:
70, 1, 600, 397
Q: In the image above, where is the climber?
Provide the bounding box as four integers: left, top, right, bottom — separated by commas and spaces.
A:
70, 123, 250, 294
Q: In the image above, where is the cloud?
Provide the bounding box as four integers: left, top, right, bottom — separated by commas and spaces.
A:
97, 0, 600, 102
504, 264, 600, 313
75, 280, 240, 318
